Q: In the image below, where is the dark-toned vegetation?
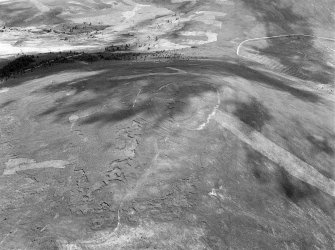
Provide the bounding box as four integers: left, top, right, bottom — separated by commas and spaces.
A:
0, 55, 35, 78
0, 49, 186, 81
105, 44, 131, 52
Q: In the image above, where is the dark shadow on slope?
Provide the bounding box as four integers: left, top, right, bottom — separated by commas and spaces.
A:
214, 61, 320, 103
233, 98, 272, 132
278, 168, 317, 203
246, 146, 335, 216
277, 168, 335, 217
175, 60, 320, 102
239, 0, 334, 84
34, 58, 321, 130
307, 135, 334, 156
35, 64, 216, 129
247, 148, 271, 184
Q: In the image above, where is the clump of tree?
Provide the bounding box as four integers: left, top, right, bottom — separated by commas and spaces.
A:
77, 53, 100, 63
105, 44, 131, 52
98, 52, 141, 61
0, 55, 35, 78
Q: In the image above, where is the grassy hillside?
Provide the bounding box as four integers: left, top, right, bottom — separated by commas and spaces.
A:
0, 0, 334, 83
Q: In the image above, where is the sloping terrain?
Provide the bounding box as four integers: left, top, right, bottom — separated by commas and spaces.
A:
0, 0, 334, 249
0, 0, 230, 58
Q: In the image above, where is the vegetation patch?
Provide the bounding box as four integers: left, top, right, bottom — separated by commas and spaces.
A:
0, 55, 35, 78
